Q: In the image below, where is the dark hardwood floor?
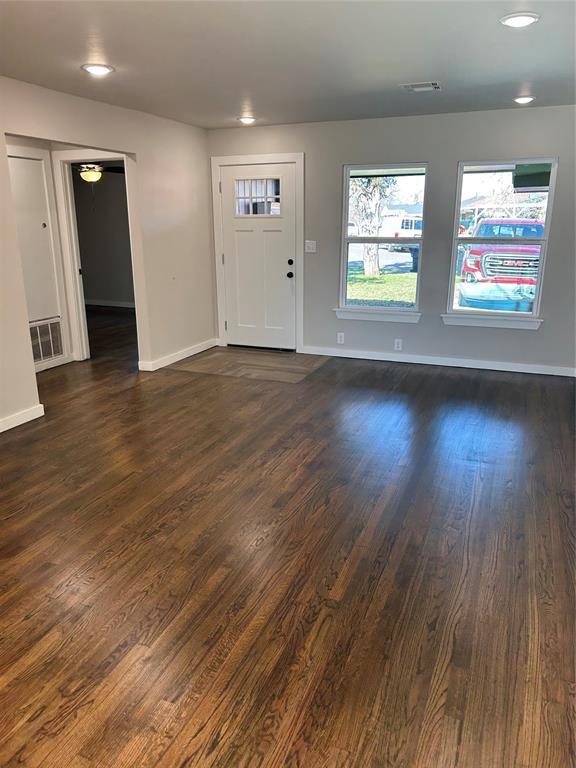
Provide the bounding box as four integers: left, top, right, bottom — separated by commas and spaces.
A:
1, 309, 574, 767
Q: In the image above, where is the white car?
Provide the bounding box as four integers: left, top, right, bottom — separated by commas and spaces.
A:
384, 214, 422, 272
380, 213, 423, 238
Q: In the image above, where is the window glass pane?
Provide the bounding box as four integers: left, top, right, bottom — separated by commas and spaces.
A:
348, 168, 426, 238
235, 178, 281, 215
252, 179, 265, 197
345, 242, 419, 308
235, 180, 248, 197
453, 241, 541, 313
458, 163, 550, 238
267, 179, 280, 197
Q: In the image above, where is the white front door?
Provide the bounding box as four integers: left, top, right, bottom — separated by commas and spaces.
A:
220, 163, 296, 349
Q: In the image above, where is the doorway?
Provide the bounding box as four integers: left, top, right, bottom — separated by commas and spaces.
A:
70, 159, 137, 362
51, 148, 150, 367
211, 154, 304, 351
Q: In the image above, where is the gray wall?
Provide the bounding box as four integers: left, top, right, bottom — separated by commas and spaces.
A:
209, 105, 576, 370
72, 169, 135, 307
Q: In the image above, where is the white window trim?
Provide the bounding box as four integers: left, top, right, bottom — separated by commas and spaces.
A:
441, 313, 542, 330
334, 307, 421, 323
444, 157, 558, 329
337, 163, 428, 322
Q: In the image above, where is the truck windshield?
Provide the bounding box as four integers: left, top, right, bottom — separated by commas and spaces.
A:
477, 222, 544, 238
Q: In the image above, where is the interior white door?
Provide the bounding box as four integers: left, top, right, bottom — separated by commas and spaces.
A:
220, 163, 296, 349
8, 151, 70, 369
8, 156, 61, 321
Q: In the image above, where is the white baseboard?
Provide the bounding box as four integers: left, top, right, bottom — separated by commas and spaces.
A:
0, 403, 45, 434
35, 355, 73, 373
300, 345, 576, 378
138, 338, 220, 372
85, 300, 135, 308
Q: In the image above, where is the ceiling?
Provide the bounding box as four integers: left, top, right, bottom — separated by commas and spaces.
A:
0, 1, 574, 129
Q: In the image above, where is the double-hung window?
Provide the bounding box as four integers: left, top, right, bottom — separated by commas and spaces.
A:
445, 159, 557, 329
336, 165, 427, 322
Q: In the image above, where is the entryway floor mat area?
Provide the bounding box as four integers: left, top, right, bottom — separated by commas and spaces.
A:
168, 346, 328, 383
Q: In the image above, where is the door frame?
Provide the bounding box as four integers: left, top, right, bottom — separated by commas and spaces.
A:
211, 153, 304, 352
6, 143, 74, 371
51, 148, 151, 363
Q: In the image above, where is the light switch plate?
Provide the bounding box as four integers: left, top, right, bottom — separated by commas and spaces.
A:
305, 240, 317, 254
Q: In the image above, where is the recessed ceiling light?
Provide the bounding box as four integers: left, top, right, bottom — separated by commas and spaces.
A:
238, 116, 256, 125
515, 96, 534, 105
81, 63, 115, 77
500, 12, 540, 28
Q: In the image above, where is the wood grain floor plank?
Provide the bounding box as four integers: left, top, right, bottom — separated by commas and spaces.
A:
0, 308, 573, 767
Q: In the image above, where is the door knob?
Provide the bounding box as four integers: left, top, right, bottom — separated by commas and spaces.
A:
286, 271, 294, 278
287, 258, 294, 265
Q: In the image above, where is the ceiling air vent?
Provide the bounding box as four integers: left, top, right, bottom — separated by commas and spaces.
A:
401, 81, 442, 93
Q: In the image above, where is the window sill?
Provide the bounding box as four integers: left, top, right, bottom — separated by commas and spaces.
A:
334, 307, 421, 323
441, 313, 543, 330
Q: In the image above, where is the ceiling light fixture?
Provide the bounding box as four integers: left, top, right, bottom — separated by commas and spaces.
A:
238, 116, 256, 125
81, 63, 115, 77
79, 164, 103, 183
500, 12, 540, 28
515, 96, 534, 105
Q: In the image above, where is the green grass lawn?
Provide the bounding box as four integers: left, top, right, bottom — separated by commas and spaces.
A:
346, 267, 418, 308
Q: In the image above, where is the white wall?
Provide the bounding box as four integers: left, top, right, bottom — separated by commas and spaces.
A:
0, 76, 216, 428
209, 106, 576, 372
72, 169, 135, 307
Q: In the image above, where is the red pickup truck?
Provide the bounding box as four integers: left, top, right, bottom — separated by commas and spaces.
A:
461, 218, 543, 286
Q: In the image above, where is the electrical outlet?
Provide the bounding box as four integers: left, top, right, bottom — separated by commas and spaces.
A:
337, 332, 345, 345
394, 338, 403, 351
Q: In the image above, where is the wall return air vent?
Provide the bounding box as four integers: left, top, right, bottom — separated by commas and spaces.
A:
401, 81, 442, 93
29, 318, 63, 363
